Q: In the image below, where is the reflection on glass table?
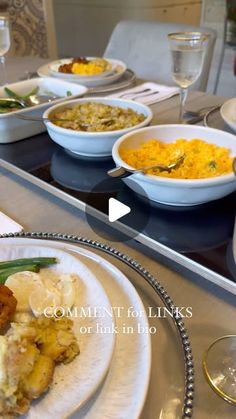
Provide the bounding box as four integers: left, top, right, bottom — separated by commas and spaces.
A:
27, 146, 236, 281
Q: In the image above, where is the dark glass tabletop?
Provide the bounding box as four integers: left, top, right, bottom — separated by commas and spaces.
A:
1, 132, 236, 282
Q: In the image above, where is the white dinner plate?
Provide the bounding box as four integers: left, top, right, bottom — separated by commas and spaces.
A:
220, 98, 236, 133
0, 237, 151, 419
38, 59, 127, 87
0, 243, 115, 419
49, 57, 119, 80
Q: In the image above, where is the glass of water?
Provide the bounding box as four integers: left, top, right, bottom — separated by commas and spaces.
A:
168, 32, 209, 123
0, 16, 10, 86
203, 335, 236, 405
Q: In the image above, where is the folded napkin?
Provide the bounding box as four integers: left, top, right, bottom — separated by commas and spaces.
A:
0, 211, 23, 234
108, 82, 179, 105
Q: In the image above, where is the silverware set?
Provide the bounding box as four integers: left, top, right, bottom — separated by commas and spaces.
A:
117, 87, 160, 100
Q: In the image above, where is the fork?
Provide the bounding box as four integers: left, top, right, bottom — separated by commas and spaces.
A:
118, 88, 158, 100
184, 104, 222, 118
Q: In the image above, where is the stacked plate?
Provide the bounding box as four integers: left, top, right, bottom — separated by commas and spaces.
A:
0, 237, 151, 419
204, 98, 236, 133
38, 57, 128, 88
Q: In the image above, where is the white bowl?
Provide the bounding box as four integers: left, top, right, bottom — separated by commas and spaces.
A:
112, 124, 236, 206
0, 77, 88, 143
43, 98, 153, 157
233, 217, 236, 266
220, 98, 236, 133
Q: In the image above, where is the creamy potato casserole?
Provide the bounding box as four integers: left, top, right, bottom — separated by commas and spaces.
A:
51, 102, 146, 132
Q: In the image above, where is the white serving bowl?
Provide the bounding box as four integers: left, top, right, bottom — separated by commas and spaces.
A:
43, 98, 153, 157
220, 98, 236, 133
0, 77, 88, 143
112, 124, 236, 206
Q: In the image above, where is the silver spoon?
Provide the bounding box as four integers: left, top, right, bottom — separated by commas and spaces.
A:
15, 114, 115, 130
25, 94, 59, 106
0, 97, 28, 108
108, 154, 185, 178
0, 94, 58, 108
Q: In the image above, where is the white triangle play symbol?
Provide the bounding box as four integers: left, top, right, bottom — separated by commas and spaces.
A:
108, 198, 131, 222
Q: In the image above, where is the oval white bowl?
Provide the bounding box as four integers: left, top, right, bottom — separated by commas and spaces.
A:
112, 124, 236, 206
43, 98, 153, 157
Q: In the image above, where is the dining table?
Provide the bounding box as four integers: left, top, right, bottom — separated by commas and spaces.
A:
0, 55, 236, 419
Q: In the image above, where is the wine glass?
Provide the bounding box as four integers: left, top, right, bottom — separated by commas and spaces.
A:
203, 335, 236, 405
0, 16, 10, 86
168, 32, 209, 123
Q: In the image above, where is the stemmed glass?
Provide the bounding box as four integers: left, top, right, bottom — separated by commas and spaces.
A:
168, 32, 209, 123
203, 335, 236, 405
0, 16, 10, 86
202, 166, 236, 404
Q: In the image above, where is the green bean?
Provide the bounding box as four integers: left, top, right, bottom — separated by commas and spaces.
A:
0, 257, 57, 270
4, 86, 39, 100
4, 86, 21, 100
0, 264, 40, 284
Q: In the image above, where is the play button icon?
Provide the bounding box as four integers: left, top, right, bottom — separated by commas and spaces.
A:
85, 177, 150, 242
108, 198, 131, 222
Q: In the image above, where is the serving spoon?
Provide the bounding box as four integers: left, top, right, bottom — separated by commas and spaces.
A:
15, 113, 115, 130
107, 154, 185, 178
0, 94, 58, 108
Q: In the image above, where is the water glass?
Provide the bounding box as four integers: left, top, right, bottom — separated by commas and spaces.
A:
0, 16, 10, 85
168, 32, 209, 123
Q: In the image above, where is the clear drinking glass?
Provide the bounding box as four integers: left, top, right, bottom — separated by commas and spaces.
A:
203, 335, 236, 405
168, 32, 209, 123
0, 16, 10, 86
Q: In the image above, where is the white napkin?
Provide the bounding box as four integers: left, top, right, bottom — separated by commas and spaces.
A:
108, 82, 179, 105
0, 211, 23, 234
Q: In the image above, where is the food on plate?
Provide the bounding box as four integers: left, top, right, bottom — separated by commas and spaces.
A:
51, 102, 146, 132
58, 57, 112, 75
0, 316, 79, 417
0, 257, 57, 269
0, 285, 17, 332
0, 256, 80, 417
0, 257, 57, 284
120, 138, 233, 179
5, 268, 78, 316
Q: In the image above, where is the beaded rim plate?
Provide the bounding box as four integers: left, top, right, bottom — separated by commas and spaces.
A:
0, 232, 194, 419
0, 243, 116, 419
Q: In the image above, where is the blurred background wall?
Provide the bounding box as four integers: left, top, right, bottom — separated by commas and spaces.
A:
0, 0, 234, 96
52, 0, 202, 57
0, 0, 57, 58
